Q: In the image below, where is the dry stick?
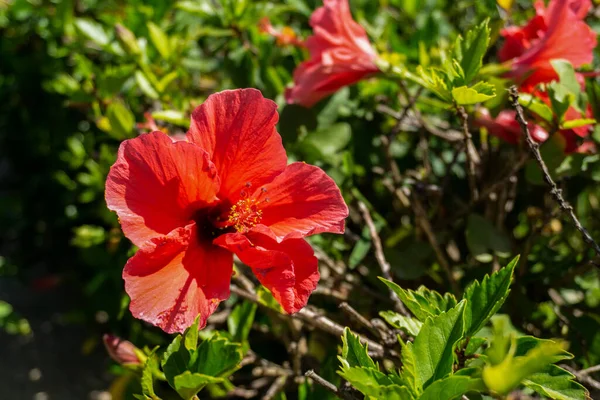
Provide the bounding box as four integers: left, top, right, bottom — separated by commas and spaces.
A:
262, 375, 288, 400
357, 201, 409, 316
229, 285, 388, 358
305, 370, 361, 400
580, 364, 600, 376
509, 86, 600, 258
457, 105, 479, 201
339, 302, 382, 338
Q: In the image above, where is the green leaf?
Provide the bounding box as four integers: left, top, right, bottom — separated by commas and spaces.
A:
156, 71, 179, 93
339, 327, 377, 369
106, 100, 135, 140
228, 301, 257, 344
75, 18, 109, 47
551, 59, 581, 96
147, 22, 171, 60
483, 337, 567, 395
413, 300, 466, 387
464, 256, 518, 336
184, 316, 200, 351
338, 366, 412, 399
452, 83, 496, 105
256, 286, 284, 312
548, 82, 577, 120
380, 278, 456, 321
115, 23, 141, 56
419, 376, 486, 400
514, 336, 573, 363
416, 66, 453, 103
518, 93, 555, 123
561, 118, 596, 129
135, 70, 159, 99
172, 372, 224, 400
465, 213, 512, 263
525, 135, 566, 185
162, 335, 191, 389
141, 352, 160, 400
380, 311, 423, 336
151, 110, 188, 127
301, 123, 352, 165
192, 333, 244, 377
400, 340, 421, 396
455, 19, 490, 84
523, 364, 590, 400
278, 104, 317, 143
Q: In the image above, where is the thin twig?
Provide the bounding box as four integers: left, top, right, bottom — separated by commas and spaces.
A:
509, 86, 600, 258
457, 105, 479, 201
305, 370, 360, 400
358, 201, 409, 315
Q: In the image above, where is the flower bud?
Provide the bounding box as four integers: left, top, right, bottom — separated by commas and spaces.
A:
102, 334, 143, 366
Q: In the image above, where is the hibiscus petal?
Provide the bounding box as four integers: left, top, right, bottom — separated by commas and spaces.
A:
215, 232, 318, 313
286, 0, 379, 107
512, 0, 596, 89
249, 162, 348, 241
105, 131, 220, 247
124, 223, 233, 333
187, 89, 287, 203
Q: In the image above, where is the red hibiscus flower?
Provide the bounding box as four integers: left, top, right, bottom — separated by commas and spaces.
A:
498, 0, 596, 92
475, 109, 549, 144
285, 0, 380, 107
105, 89, 348, 333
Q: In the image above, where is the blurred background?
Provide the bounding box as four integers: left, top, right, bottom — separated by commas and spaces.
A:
1, 0, 600, 399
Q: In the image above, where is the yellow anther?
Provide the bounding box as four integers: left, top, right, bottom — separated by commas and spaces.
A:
228, 198, 263, 233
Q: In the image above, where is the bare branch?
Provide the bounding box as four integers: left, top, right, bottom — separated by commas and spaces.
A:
509, 86, 600, 258
305, 370, 361, 400
230, 285, 389, 358
263, 375, 288, 400
358, 201, 409, 315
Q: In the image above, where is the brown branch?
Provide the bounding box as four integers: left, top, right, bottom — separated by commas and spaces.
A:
580, 364, 600, 376
561, 365, 600, 391
457, 105, 479, 201
305, 370, 361, 400
357, 201, 409, 315
263, 375, 288, 400
509, 86, 600, 258
339, 302, 382, 338
230, 285, 389, 358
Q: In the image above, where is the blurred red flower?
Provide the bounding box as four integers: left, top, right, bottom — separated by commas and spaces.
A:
475, 109, 549, 144
498, 0, 596, 92
105, 89, 348, 333
285, 0, 380, 107
475, 105, 594, 154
